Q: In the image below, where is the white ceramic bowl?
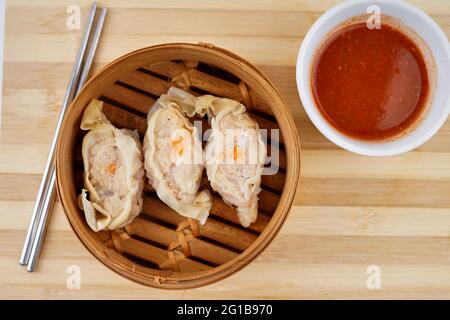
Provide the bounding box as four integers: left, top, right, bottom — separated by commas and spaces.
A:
297, 0, 450, 156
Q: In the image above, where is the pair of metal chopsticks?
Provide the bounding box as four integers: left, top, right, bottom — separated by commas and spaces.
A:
19, 2, 107, 272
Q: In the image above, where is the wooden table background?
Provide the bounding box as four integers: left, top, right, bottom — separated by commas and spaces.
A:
1, 0, 450, 299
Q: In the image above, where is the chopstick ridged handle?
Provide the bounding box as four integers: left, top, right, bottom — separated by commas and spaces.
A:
25, 7, 108, 272
19, 2, 98, 267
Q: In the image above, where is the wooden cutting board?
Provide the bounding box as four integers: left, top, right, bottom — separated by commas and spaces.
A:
1, 0, 450, 299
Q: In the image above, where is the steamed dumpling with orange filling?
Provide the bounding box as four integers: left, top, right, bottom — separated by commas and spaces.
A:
143, 88, 212, 224
78, 99, 145, 232
197, 95, 266, 228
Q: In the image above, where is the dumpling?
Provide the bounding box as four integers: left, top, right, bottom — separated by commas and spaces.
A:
78, 99, 145, 232
197, 95, 266, 228
143, 87, 212, 225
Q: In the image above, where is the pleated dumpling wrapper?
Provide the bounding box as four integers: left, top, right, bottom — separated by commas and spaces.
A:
198, 95, 267, 228
78, 99, 145, 232
143, 87, 212, 225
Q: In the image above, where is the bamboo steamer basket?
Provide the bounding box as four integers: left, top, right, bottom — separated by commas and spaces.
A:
56, 43, 301, 289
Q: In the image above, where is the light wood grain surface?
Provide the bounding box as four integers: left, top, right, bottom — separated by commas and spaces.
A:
2, 0, 450, 299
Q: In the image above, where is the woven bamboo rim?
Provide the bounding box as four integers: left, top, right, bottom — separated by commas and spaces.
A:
56, 43, 301, 289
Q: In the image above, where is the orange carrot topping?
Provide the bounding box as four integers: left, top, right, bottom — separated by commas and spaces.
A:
172, 136, 184, 156
107, 163, 117, 175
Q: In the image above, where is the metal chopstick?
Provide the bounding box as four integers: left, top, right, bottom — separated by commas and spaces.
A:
26, 7, 107, 272
26, 169, 57, 272
76, 8, 107, 94
19, 2, 99, 267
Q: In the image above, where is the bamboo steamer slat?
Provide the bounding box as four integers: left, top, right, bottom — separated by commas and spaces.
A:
56, 43, 301, 289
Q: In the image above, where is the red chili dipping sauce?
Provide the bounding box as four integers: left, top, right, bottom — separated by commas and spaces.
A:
311, 22, 430, 140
